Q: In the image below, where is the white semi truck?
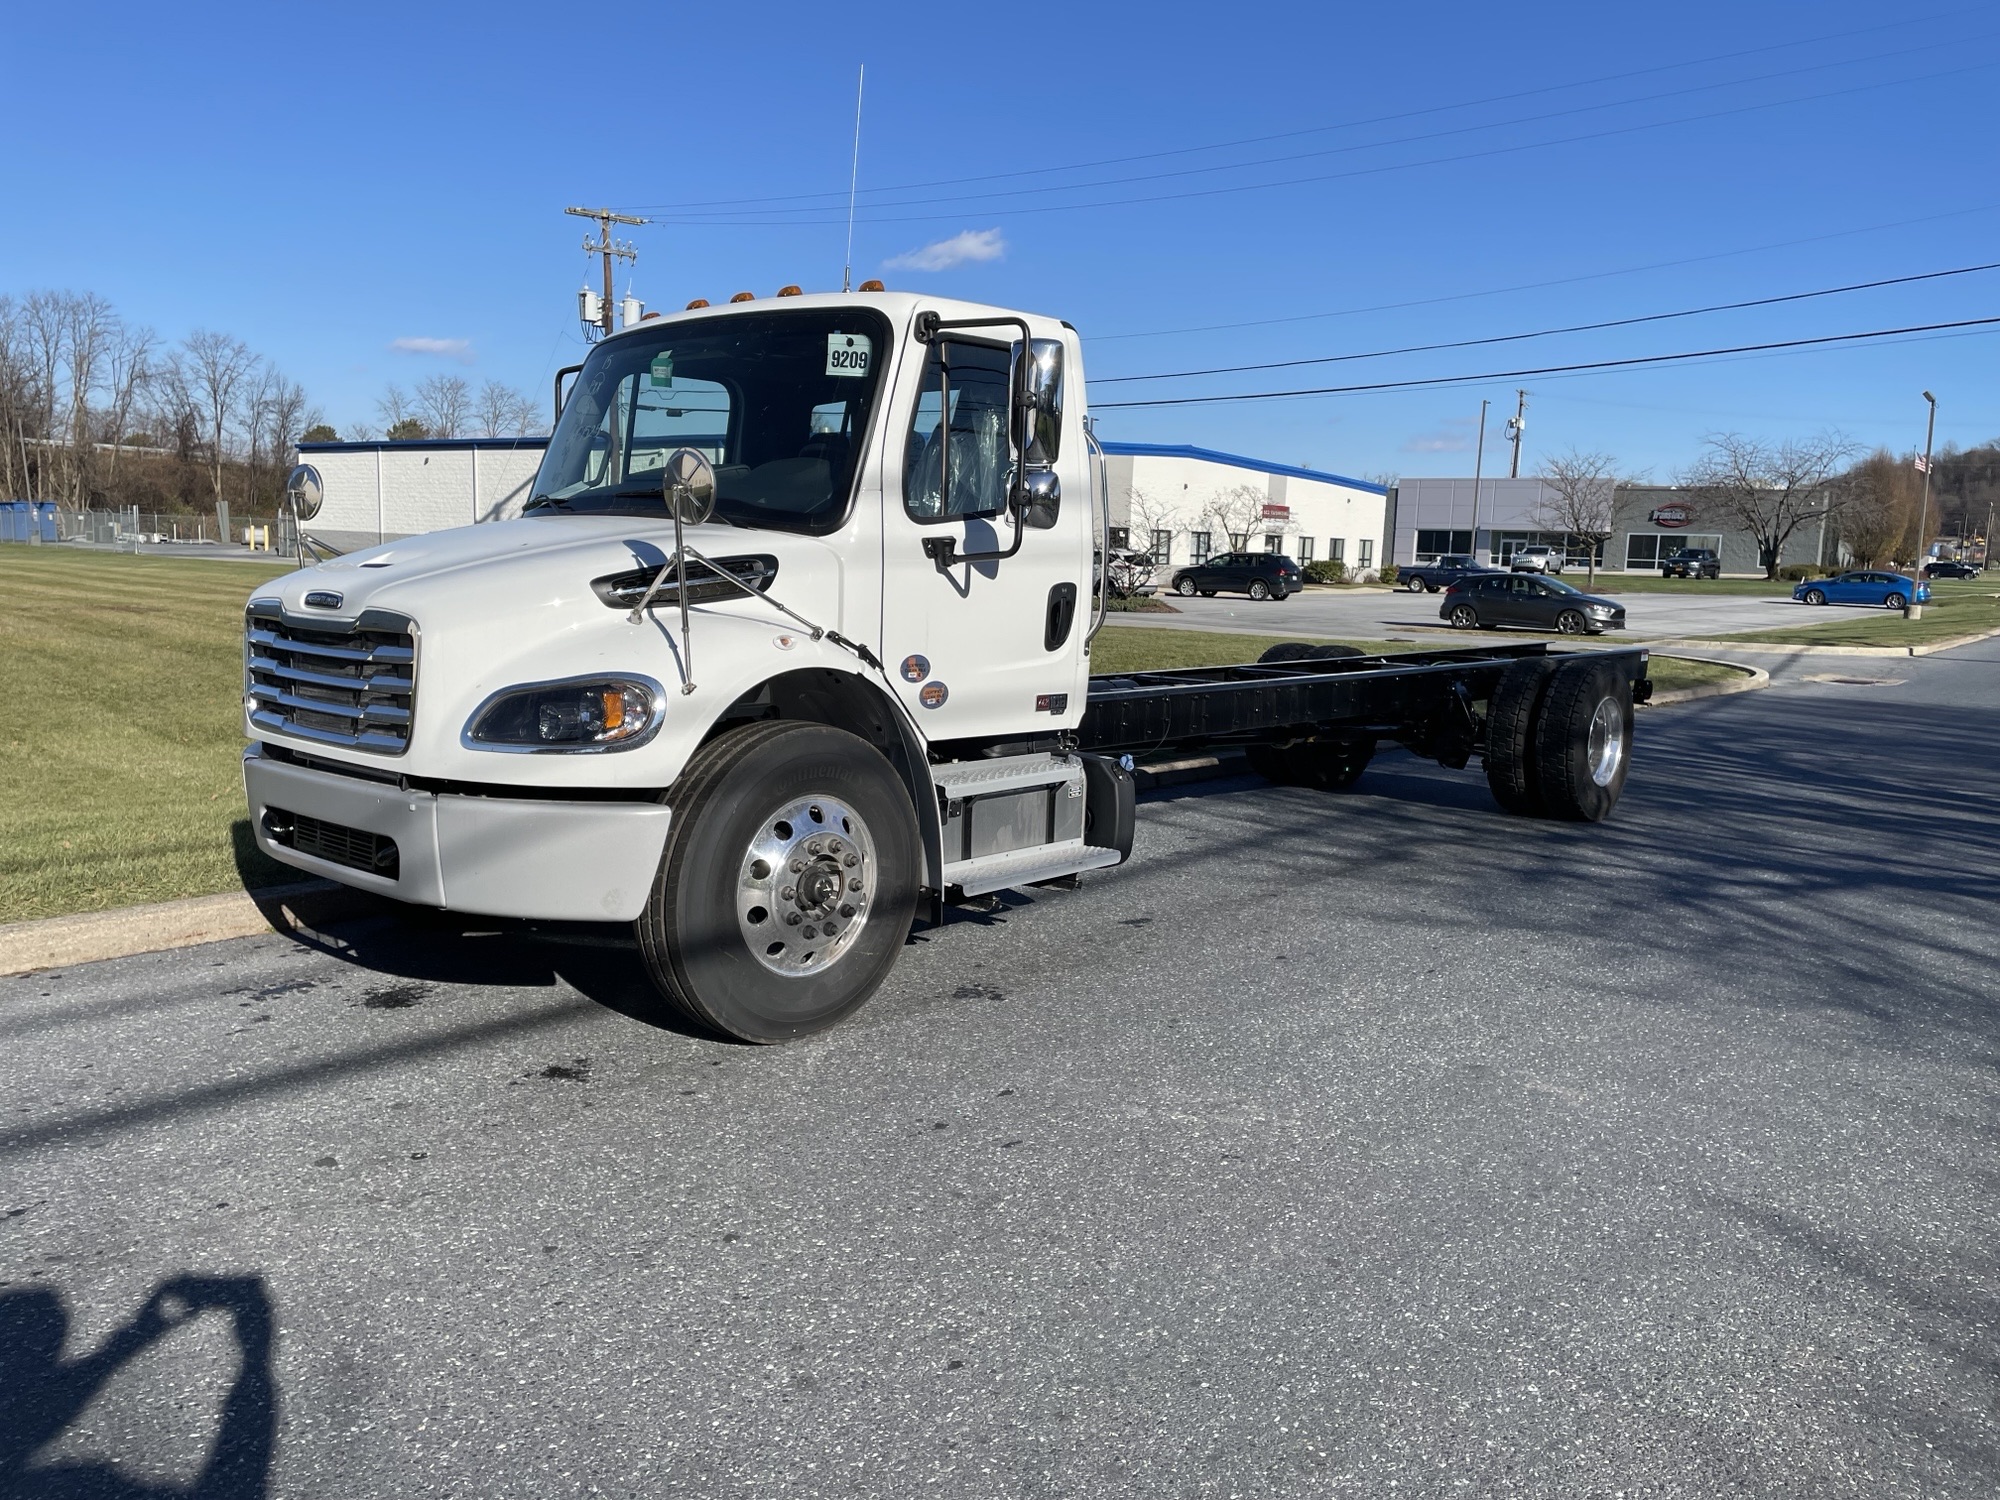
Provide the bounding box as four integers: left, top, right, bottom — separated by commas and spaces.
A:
244, 289, 1649, 1042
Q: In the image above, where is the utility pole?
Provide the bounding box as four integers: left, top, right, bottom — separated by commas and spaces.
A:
1505, 388, 1528, 478
566, 206, 647, 337
1469, 399, 1489, 562
1908, 390, 1936, 619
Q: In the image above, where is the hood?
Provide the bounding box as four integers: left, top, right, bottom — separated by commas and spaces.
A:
256, 515, 846, 624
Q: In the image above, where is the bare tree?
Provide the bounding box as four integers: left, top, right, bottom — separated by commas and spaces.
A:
1532, 448, 1620, 587
415, 375, 470, 440
181, 330, 258, 507
1835, 449, 1919, 567
473, 380, 541, 438
99, 319, 157, 494
1203, 483, 1270, 552
1680, 432, 1855, 579
375, 383, 416, 432
1123, 484, 1185, 564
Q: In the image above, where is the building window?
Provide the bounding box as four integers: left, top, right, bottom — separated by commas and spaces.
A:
1191, 531, 1212, 562
1228, 532, 1248, 550
1108, 526, 1130, 551
1328, 538, 1345, 563
1626, 531, 1723, 569
1297, 537, 1314, 564
1414, 529, 1471, 561
1264, 533, 1283, 554
1358, 539, 1374, 568
1150, 528, 1172, 564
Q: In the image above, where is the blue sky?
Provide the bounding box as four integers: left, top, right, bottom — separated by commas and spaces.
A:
5, 0, 1995, 481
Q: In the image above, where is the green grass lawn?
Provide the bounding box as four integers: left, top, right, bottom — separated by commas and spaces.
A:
1706, 578, 2000, 648
0, 549, 300, 923
1544, 573, 1790, 596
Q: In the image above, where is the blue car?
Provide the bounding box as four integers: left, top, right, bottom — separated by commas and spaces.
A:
1793, 571, 1930, 609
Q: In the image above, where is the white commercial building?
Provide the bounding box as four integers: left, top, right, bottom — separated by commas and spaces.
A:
294, 436, 1390, 578
1101, 442, 1389, 580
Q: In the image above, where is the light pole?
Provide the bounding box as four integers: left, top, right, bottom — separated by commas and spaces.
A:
1909, 390, 1935, 620
1469, 399, 1489, 562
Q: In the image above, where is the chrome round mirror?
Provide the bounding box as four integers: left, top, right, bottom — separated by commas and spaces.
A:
284, 463, 324, 523
660, 448, 716, 525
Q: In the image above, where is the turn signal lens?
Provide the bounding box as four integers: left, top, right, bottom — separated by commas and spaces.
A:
466, 678, 660, 751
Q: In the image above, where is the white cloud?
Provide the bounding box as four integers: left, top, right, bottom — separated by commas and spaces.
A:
390, 336, 475, 363
884, 228, 1006, 273
1401, 417, 1476, 455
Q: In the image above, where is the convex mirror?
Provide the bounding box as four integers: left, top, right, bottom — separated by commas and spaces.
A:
660, 447, 716, 525
284, 463, 324, 522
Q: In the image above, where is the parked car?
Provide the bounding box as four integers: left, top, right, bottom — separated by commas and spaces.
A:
1399, 554, 1503, 594
1440, 573, 1627, 635
1170, 551, 1303, 601
1509, 544, 1566, 575
1793, 571, 1930, 609
1097, 546, 1158, 596
1922, 560, 1982, 580
1660, 547, 1722, 579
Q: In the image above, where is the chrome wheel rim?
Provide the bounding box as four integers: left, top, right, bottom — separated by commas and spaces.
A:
1559, 612, 1585, 634
1586, 697, 1626, 787
736, 794, 877, 977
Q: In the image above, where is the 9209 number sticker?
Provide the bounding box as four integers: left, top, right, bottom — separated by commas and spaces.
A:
826, 333, 872, 377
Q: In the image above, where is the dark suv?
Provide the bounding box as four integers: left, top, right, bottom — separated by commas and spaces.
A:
1923, 559, 1982, 580
1661, 547, 1721, 579
1170, 552, 1303, 601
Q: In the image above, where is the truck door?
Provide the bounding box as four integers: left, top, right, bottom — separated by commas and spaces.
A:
878, 329, 1086, 742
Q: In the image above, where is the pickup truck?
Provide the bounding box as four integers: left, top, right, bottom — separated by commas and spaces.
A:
248, 289, 1649, 1043
1399, 554, 1502, 593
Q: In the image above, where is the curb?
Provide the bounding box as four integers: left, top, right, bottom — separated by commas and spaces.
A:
1639, 657, 1770, 707
0, 881, 382, 978
1659, 623, 2000, 658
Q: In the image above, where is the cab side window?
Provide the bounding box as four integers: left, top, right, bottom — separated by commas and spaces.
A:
903, 340, 1014, 521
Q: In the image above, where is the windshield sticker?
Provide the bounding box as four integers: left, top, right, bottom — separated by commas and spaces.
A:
826, 333, 872, 378
648, 352, 674, 388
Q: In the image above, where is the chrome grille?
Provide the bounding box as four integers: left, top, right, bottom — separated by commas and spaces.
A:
245, 604, 417, 755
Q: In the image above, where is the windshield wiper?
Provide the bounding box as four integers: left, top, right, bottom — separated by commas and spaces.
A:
523, 494, 571, 513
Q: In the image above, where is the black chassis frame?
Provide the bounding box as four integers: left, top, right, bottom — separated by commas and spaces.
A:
1078, 641, 1652, 770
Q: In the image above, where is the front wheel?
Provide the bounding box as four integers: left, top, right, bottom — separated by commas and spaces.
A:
1884, 592, 1907, 611
1449, 604, 1479, 628
1248, 579, 1272, 601
1556, 609, 1588, 635
636, 722, 920, 1043
1803, 588, 1826, 606
1176, 577, 1197, 597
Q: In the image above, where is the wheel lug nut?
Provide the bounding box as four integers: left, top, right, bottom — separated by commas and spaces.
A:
790, 858, 806, 872
840, 904, 854, 918
781, 886, 795, 901
785, 911, 801, 926
848, 877, 863, 891
843, 853, 858, 868
802, 925, 817, 939
828, 839, 842, 854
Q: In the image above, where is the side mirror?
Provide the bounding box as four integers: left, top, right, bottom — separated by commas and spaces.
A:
660, 447, 716, 525
284, 464, 324, 522
1020, 469, 1061, 531
1016, 338, 1063, 467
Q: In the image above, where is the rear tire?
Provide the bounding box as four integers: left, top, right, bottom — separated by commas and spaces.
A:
636, 722, 920, 1043
1484, 657, 1561, 816
1248, 579, 1272, 601
1450, 604, 1479, 628
1532, 657, 1634, 823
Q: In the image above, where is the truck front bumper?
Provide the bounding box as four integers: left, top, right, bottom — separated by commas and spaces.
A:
243, 746, 672, 923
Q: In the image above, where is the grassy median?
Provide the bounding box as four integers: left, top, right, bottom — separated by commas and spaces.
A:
0, 549, 298, 923
0, 552, 1753, 925
1703, 577, 2000, 648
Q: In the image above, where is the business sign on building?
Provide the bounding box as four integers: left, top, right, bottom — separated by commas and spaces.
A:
1649, 503, 1694, 528
1261, 503, 1291, 520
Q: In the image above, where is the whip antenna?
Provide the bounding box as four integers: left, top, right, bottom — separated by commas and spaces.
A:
843, 64, 864, 293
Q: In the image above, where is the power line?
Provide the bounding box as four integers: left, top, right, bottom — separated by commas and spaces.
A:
1093, 202, 2000, 342
629, 57, 1999, 229
622, 5, 1987, 214
646, 32, 1989, 224
1093, 261, 2000, 384
1089, 317, 2000, 409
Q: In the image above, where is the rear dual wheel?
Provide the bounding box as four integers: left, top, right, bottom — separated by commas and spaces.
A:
1484, 656, 1633, 821
637, 722, 920, 1043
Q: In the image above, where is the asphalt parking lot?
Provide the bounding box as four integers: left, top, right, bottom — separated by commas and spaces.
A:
1141, 583, 1835, 641
5, 640, 1997, 1498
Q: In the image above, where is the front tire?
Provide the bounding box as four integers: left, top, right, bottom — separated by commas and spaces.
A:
1556, 609, 1587, 635
1405, 574, 1427, 592
1804, 588, 1826, 606
636, 722, 920, 1043
1176, 577, 1197, 597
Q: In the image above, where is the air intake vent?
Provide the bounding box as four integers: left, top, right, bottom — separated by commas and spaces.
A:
262, 807, 400, 878
245, 604, 416, 756
590, 554, 779, 610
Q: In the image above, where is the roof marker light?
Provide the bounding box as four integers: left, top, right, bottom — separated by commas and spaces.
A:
730, 291, 755, 303
857, 279, 885, 292
685, 298, 710, 309
777, 284, 803, 297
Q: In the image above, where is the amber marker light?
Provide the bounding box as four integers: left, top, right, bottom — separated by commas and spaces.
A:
857, 279, 885, 292
686, 298, 710, 309
730, 291, 755, 303
601, 689, 625, 732
777, 285, 803, 297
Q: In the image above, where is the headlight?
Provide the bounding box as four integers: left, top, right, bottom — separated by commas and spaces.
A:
464, 676, 663, 752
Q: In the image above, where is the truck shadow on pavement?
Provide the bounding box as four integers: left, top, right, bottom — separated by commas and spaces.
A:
0, 1275, 275, 1499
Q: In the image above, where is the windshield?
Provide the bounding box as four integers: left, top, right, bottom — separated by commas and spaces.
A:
530, 308, 892, 533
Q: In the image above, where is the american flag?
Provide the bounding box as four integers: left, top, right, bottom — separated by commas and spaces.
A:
1914, 453, 1931, 473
